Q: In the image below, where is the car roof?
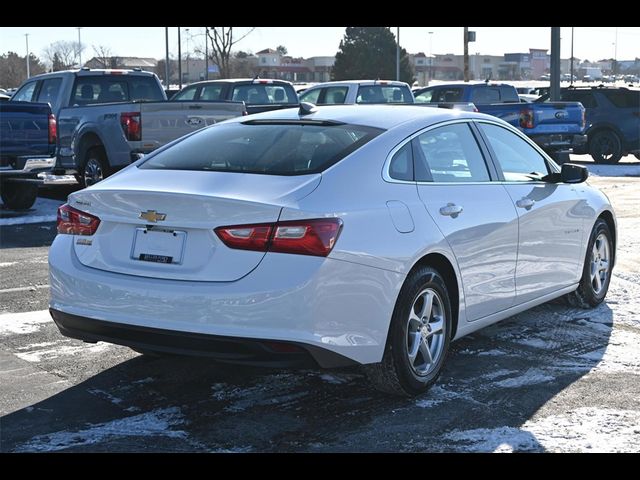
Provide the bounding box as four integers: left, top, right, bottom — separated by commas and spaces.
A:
21, 69, 157, 80
227, 104, 497, 131
307, 80, 410, 88
183, 78, 294, 87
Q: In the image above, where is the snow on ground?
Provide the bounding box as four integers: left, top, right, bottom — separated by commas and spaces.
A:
13, 407, 187, 452
0, 310, 53, 336
0, 197, 61, 226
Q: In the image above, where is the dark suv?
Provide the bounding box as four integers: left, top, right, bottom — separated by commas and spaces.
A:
537, 86, 640, 164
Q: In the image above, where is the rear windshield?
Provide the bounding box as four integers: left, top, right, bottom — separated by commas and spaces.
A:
71, 76, 164, 105
140, 121, 384, 175
356, 85, 412, 104
231, 84, 298, 105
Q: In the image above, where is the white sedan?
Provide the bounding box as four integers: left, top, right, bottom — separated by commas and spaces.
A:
49, 105, 616, 396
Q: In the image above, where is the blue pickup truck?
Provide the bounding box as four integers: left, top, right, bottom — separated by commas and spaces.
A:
0, 102, 57, 209
414, 83, 586, 161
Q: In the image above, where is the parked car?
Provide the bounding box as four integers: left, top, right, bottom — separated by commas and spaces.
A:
49, 105, 616, 396
536, 86, 640, 163
298, 80, 414, 105
0, 93, 10, 102
171, 78, 298, 115
0, 102, 57, 209
10, 69, 246, 186
413, 82, 587, 161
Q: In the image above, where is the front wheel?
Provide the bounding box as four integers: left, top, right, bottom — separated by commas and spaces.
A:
364, 266, 452, 396
565, 219, 613, 308
589, 130, 622, 164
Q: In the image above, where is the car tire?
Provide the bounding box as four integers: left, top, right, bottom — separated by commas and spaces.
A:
81, 147, 111, 188
589, 130, 622, 164
0, 182, 38, 210
565, 219, 613, 308
363, 266, 452, 396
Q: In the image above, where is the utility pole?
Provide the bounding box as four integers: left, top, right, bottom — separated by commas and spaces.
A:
396, 27, 400, 81
463, 27, 469, 82
428, 31, 433, 85
76, 27, 83, 67
550, 27, 561, 101
25, 33, 30, 78
185, 28, 190, 82
570, 27, 574, 85
165, 27, 170, 87
613, 27, 618, 76
178, 27, 182, 90
205, 27, 209, 81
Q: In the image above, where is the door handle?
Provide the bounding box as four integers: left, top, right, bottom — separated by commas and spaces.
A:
188, 105, 203, 109
439, 203, 463, 218
516, 198, 535, 209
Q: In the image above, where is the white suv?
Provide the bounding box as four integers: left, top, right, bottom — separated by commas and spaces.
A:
298, 80, 414, 105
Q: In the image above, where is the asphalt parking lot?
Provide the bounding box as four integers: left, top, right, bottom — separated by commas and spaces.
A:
1, 155, 639, 452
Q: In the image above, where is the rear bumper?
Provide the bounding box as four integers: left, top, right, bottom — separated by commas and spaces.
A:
48, 235, 403, 366
50, 308, 356, 368
530, 134, 587, 153
0, 156, 56, 178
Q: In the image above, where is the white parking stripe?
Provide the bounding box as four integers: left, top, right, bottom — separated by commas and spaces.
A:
0, 285, 49, 294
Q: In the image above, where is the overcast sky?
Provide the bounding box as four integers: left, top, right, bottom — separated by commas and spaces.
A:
1, 27, 638, 63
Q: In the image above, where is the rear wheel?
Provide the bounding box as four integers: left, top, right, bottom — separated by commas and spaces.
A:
565, 219, 613, 308
589, 130, 622, 164
364, 266, 452, 396
0, 182, 38, 210
81, 147, 110, 188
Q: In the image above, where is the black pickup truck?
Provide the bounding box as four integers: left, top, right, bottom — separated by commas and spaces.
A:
0, 102, 57, 209
171, 78, 299, 115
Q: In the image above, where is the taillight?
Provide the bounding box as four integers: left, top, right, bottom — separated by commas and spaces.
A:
120, 112, 141, 141
519, 109, 534, 129
48, 114, 57, 144
215, 218, 343, 257
57, 204, 101, 236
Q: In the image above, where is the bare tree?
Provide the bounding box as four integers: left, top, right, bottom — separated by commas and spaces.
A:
42, 40, 83, 70
92, 44, 112, 68
206, 27, 255, 78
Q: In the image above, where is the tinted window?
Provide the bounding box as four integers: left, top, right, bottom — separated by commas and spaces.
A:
72, 77, 128, 104
36, 78, 62, 106
140, 122, 383, 176
389, 143, 413, 181
321, 87, 348, 104
471, 88, 500, 104
129, 77, 164, 101
427, 87, 464, 103
299, 88, 321, 104
414, 89, 433, 103
232, 84, 297, 105
499, 86, 519, 103
11, 81, 37, 102
414, 123, 490, 182
479, 123, 549, 181
561, 91, 597, 108
173, 86, 198, 101
356, 85, 412, 104
200, 85, 223, 101
601, 89, 640, 108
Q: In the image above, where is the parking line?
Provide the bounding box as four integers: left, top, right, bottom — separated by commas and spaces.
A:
0, 285, 49, 294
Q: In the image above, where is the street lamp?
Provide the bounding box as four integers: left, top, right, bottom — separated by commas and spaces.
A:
76, 27, 83, 67
428, 31, 433, 84
185, 28, 190, 82
25, 33, 30, 78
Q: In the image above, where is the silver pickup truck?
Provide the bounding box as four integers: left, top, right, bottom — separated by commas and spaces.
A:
10, 69, 246, 186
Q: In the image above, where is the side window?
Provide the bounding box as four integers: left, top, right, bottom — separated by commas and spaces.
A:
601, 90, 639, 108
499, 86, 519, 103
173, 86, 198, 101
322, 87, 348, 104
562, 91, 597, 108
414, 89, 433, 103
414, 123, 490, 183
11, 81, 37, 102
200, 85, 223, 101
36, 78, 62, 106
388, 143, 413, 181
479, 123, 549, 181
432, 88, 464, 103
299, 88, 321, 104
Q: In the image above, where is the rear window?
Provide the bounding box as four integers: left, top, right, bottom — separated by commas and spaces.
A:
140, 121, 383, 175
71, 76, 163, 105
232, 84, 298, 105
356, 85, 412, 104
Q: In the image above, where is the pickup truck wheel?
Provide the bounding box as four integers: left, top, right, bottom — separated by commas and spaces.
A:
589, 130, 622, 164
82, 148, 111, 187
0, 182, 38, 210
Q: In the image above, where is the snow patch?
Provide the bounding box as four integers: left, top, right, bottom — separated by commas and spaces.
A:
416, 385, 468, 408
0, 197, 61, 226
477, 349, 508, 356
0, 262, 17, 268
0, 310, 52, 336
14, 407, 187, 452
493, 369, 555, 388
15, 342, 112, 363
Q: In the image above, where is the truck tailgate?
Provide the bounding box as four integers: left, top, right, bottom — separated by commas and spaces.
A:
530, 102, 585, 134
139, 101, 246, 151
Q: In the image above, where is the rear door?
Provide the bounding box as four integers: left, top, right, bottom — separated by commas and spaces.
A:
476, 121, 584, 303
413, 121, 519, 321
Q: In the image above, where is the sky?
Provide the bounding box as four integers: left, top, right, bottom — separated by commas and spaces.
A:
1, 27, 638, 64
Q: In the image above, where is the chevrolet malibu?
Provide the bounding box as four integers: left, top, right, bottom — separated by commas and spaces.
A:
49, 104, 616, 396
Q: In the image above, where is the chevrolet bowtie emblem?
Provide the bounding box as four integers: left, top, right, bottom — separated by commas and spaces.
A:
139, 210, 166, 223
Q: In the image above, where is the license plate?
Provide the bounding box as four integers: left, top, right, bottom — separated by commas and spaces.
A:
131, 228, 186, 264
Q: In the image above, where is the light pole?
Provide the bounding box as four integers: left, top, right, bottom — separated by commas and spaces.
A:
205, 27, 209, 81
396, 27, 400, 81
570, 27, 574, 85
613, 27, 618, 77
76, 27, 83, 67
25, 33, 30, 78
185, 28, 190, 82
165, 27, 170, 87
177, 27, 182, 89
428, 31, 433, 84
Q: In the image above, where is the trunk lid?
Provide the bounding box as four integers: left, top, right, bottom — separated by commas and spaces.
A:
68, 168, 321, 281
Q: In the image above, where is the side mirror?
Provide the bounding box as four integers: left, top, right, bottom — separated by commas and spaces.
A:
561, 163, 588, 183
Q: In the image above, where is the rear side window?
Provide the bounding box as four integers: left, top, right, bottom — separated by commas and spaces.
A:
601, 90, 640, 108
36, 78, 63, 106
321, 87, 348, 104
11, 81, 37, 102
200, 85, 223, 100
172, 85, 198, 101
299, 88, 321, 104
232, 84, 297, 105
356, 85, 412, 104
388, 143, 413, 181
129, 77, 164, 101
140, 122, 384, 175
416, 87, 464, 103
561, 91, 597, 108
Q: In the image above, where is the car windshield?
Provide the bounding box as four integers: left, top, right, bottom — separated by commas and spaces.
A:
140, 121, 384, 175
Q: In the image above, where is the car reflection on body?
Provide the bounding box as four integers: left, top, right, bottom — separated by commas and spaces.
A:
49, 104, 616, 396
